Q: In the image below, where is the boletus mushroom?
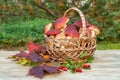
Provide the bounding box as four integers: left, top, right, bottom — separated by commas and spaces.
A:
74, 19, 90, 28
66, 29, 79, 38
54, 17, 69, 29
88, 25, 100, 35
44, 23, 52, 34
66, 24, 78, 30
46, 29, 61, 38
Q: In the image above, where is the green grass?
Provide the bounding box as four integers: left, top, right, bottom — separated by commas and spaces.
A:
0, 18, 51, 41
97, 41, 120, 50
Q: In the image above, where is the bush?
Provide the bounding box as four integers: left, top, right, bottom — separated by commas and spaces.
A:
0, 18, 51, 50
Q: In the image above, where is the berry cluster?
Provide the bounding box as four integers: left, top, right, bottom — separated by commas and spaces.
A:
59, 62, 91, 73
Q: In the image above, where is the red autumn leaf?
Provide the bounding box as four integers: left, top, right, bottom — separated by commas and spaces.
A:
29, 66, 44, 78
54, 17, 69, 29
29, 53, 45, 62
28, 64, 58, 79
43, 65, 58, 73
28, 42, 46, 53
46, 29, 61, 36
12, 50, 45, 63
74, 19, 90, 28
15, 50, 29, 58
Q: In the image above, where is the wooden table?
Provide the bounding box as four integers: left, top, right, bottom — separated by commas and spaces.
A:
0, 50, 120, 80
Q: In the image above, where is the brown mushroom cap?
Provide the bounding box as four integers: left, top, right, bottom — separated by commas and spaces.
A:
88, 25, 100, 35
66, 24, 78, 30
46, 29, 61, 36
44, 23, 52, 34
74, 19, 90, 28
65, 24, 78, 34
54, 17, 69, 29
66, 29, 79, 38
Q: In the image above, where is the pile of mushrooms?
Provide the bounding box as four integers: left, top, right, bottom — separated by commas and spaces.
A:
44, 17, 100, 39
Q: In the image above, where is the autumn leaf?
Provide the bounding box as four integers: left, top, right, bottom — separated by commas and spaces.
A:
28, 64, 59, 79
29, 53, 44, 62
29, 66, 44, 78
14, 50, 29, 58
10, 50, 45, 64
28, 42, 46, 53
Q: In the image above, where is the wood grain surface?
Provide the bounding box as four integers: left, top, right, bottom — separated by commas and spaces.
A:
0, 50, 120, 80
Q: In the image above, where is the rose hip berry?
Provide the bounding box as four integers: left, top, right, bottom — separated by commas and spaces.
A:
83, 64, 91, 69
75, 68, 82, 73
62, 67, 68, 71
59, 66, 68, 71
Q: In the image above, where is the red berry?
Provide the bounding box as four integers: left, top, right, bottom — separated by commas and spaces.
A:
75, 68, 82, 73
83, 64, 91, 69
59, 66, 68, 71
59, 66, 64, 69
62, 67, 68, 71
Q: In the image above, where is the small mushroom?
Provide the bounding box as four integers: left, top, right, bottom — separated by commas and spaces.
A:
74, 19, 90, 28
46, 29, 61, 38
44, 23, 52, 34
91, 31, 96, 38
88, 25, 100, 35
54, 17, 69, 29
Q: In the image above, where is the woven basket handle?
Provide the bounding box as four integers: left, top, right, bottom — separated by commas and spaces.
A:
63, 7, 86, 36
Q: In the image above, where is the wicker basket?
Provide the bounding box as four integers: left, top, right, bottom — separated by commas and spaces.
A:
45, 7, 96, 63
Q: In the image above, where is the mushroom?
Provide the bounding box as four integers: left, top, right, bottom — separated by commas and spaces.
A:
55, 32, 66, 39
66, 24, 78, 30
44, 23, 52, 34
54, 17, 69, 29
74, 19, 90, 28
91, 31, 96, 38
46, 29, 61, 38
88, 25, 100, 35
86, 28, 92, 37
66, 36, 72, 39
65, 24, 78, 35
66, 29, 79, 38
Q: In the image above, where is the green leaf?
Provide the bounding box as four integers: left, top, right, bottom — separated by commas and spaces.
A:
86, 56, 94, 63
18, 58, 29, 65
80, 52, 87, 58
31, 62, 40, 66
77, 61, 85, 68
66, 58, 72, 65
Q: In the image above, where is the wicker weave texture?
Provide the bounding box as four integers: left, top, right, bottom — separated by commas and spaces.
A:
45, 37, 96, 63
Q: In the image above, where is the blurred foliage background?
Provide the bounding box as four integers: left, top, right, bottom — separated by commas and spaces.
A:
0, 0, 120, 50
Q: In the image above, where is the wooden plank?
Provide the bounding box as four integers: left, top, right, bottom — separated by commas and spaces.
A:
0, 50, 120, 80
